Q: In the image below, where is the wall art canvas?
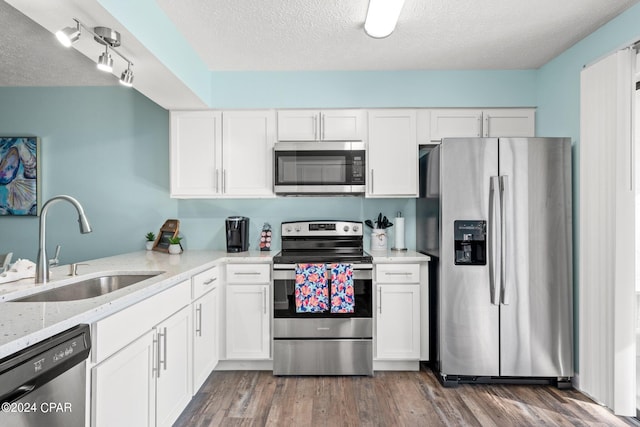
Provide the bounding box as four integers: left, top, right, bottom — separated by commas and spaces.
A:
0, 137, 41, 216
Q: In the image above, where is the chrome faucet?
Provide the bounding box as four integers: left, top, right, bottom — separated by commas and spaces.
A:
49, 245, 61, 267
36, 195, 92, 284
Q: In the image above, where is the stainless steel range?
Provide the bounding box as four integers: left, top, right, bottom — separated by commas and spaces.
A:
272, 220, 373, 376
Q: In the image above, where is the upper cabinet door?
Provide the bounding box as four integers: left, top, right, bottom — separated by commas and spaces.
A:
482, 109, 535, 137
170, 111, 222, 198
277, 110, 319, 141
367, 109, 418, 197
320, 110, 366, 141
222, 110, 276, 197
430, 109, 483, 142
277, 109, 366, 141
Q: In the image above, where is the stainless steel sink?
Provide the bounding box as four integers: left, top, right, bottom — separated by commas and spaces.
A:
12, 273, 161, 302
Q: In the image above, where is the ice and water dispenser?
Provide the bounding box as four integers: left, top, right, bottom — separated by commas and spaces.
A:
453, 220, 486, 265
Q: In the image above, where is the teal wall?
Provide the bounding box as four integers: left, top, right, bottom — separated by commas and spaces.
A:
0, 87, 173, 262
2, 2, 640, 265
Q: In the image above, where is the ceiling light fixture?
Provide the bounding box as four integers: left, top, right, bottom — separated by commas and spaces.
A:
55, 23, 81, 47
119, 65, 134, 87
364, 0, 406, 39
97, 47, 113, 73
55, 18, 135, 87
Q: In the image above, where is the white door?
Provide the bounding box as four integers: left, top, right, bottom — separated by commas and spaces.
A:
483, 109, 535, 137
277, 110, 318, 141
367, 109, 418, 197
430, 109, 482, 141
192, 287, 219, 394
226, 284, 270, 359
321, 110, 366, 141
92, 330, 156, 427
156, 306, 192, 427
376, 284, 421, 360
170, 111, 222, 197
222, 110, 276, 197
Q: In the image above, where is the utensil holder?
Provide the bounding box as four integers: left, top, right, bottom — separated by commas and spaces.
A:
371, 229, 387, 251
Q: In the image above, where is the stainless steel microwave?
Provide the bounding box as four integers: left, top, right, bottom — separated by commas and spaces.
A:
273, 142, 366, 195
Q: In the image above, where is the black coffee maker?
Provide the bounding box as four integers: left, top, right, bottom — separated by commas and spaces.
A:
226, 216, 249, 252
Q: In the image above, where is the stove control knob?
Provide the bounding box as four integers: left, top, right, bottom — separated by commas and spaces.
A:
294, 225, 302, 232
285, 226, 292, 233
343, 225, 350, 232
352, 225, 359, 232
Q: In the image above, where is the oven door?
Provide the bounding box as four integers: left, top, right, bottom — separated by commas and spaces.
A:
273, 142, 366, 195
272, 265, 372, 320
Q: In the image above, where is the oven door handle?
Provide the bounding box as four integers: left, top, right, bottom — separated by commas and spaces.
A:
273, 266, 372, 280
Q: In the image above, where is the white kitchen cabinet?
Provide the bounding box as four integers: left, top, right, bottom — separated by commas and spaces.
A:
376, 284, 421, 360
367, 109, 418, 197
155, 305, 192, 427
170, 110, 275, 198
429, 108, 535, 142
374, 263, 421, 361
430, 109, 483, 141
170, 110, 222, 197
225, 263, 270, 359
277, 109, 366, 141
482, 108, 535, 137
222, 110, 276, 197
192, 286, 218, 394
91, 281, 192, 427
92, 330, 156, 427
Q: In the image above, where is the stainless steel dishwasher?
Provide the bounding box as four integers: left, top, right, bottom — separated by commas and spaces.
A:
0, 324, 91, 427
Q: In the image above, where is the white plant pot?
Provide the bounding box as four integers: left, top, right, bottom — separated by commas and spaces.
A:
168, 244, 182, 255
145, 241, 154, 251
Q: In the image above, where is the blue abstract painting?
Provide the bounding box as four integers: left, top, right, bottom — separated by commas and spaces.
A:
0, 137, 40, 216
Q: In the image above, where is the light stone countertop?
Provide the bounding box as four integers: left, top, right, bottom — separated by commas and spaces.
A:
0, 248, 428, 360
0, 250, 272, 359
369, 249, 431, 263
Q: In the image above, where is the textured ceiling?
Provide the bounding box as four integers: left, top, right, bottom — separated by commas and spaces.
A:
0, 0, 116, 86
0, 0, 638, 93
156, 0, 640, 71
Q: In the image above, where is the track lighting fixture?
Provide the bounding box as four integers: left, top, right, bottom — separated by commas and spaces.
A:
55, 18, 135, 87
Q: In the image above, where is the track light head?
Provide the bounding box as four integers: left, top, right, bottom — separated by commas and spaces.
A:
119, 66, 134, 87
55, 25, 81, 47
97, 49, 113, 73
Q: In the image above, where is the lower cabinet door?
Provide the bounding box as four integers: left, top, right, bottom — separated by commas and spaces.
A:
193, 287, 219, 394
156, 305, 192, 427
92, 330, 156, 427
376, 284, 421, 360
226, 284, 270, 359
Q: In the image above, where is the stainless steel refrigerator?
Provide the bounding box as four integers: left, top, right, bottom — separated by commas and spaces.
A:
417, 137, 573, 387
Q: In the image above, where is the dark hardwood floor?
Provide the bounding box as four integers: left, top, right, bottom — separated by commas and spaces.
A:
174, 368, 636, 427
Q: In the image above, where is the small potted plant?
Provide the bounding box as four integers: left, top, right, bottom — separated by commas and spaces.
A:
145, 232, 156, 250
168, 236, 183, 255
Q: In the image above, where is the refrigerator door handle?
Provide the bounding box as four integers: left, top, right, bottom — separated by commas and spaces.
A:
500, 175, 510, 305
489, 176, 501, 305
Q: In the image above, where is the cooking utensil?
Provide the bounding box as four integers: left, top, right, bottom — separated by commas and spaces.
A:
365, 219, 374, 229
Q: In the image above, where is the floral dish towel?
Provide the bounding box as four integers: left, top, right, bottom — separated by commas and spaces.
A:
330, 263, 355, 313
295, 263, 329, 313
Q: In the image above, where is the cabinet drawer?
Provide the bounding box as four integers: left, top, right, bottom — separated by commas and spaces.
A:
226, 263, 270, 284
192, 265, 219, 300
375, 264, 420, 283
92, 280, 191, 363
